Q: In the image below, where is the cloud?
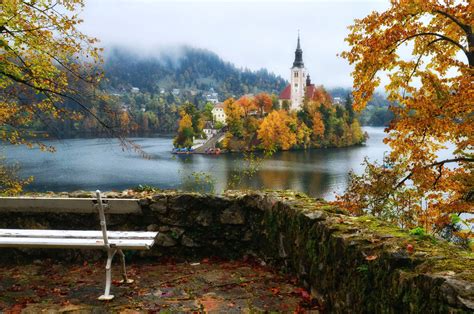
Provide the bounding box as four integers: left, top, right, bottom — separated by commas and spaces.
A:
80, 0, 390, 88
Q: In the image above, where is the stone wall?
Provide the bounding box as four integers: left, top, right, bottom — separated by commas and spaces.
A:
1, 190, 473, 313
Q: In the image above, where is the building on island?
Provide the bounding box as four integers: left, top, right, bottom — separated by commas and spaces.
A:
279, 34, 316, 111
212, 103, 226, 124
203, 121, 219, 139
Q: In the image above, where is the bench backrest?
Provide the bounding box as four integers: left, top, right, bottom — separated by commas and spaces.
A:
0, 196, 141, 214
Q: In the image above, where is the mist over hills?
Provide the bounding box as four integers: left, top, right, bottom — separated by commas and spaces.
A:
103, 46, 288, 99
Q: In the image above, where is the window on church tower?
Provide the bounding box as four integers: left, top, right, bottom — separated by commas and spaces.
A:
294, 72, 298, 78
295, 83, 298, 88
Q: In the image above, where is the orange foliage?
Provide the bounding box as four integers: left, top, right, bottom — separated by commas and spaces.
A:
257, 110, 297, 152
224, 98, 245, 138
254, 93, 273, 115
310, 87, 332, 107
235, 96, 257, 116
312, 111, 325, 140
340, 0, 473, 241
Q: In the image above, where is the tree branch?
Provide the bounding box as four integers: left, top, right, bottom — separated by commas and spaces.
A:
392, 32, 468, 56
1, 69, 111, 132
433, 9, 470, 34
433, 164, 443, 188
395, 157, 474, 189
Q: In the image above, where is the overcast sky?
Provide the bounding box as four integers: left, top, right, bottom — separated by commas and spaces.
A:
80, 0, 390, 88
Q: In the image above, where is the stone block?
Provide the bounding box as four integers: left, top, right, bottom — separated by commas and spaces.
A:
196, 210, 213, 226
220, 205, 245, 225
155, 233, 177, 247
181, 235, 200, 247
150, 200, 167, 214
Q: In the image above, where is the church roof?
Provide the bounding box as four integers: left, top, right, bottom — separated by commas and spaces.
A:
279, 84, 291, 99
278, 84, 317, 100
293, 34, 304, 68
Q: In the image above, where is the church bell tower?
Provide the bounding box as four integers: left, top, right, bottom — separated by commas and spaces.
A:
290, 33, 306, 110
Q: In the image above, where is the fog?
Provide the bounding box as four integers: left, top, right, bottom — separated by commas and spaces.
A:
80, 0, 390, 87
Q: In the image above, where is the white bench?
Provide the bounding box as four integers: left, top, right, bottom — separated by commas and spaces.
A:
0, 190, 158, 300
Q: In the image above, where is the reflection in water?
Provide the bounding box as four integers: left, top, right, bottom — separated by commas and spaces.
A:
3, 127, 387, 200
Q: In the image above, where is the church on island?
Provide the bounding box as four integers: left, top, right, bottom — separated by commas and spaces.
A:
209, 34, 319, 128
279, 35, 317, 111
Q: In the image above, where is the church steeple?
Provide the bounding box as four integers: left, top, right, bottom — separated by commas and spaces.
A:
293, 32, 304, 68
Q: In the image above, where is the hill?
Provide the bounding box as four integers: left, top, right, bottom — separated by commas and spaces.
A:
103, 46, 288, 100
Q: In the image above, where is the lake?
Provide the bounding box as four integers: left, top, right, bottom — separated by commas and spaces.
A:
3, 127, 388, 199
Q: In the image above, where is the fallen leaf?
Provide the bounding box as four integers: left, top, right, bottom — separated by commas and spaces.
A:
300, 289, 311, 301
365, 255, 378, 261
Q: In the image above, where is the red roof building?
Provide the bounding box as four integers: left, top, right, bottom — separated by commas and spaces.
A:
279, 74, 316, 105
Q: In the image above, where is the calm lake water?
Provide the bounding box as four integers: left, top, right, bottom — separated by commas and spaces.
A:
3, 127, 388, 199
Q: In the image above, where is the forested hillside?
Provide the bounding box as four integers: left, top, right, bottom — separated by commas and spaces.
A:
103, 47, 287, 98
26, 47, 288, 137
328, 88, 394, 126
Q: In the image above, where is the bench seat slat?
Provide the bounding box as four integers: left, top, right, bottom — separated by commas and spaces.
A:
0, 229, 157, 240
0, 237, 155, 250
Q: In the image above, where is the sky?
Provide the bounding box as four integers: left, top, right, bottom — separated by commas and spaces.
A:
80, 0, 390, 88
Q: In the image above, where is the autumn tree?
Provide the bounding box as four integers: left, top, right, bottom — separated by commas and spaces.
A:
254, 93, 273, 116
257, 110, 297, 153
180, 102, 203, 135
1, 0, 106, 148
173, 112, 194, 148
340, 0, 473, 239
0, 0, 119, 194
235, 96, 257, 117
312, 111, 325, 144
223, 98, 245, 138
311, 87, 333, 108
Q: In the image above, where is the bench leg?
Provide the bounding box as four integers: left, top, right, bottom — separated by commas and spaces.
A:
118, 249, 134, 284
98, 249, 117, 301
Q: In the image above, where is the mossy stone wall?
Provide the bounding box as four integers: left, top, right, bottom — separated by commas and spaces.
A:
0, 190, 473, 312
